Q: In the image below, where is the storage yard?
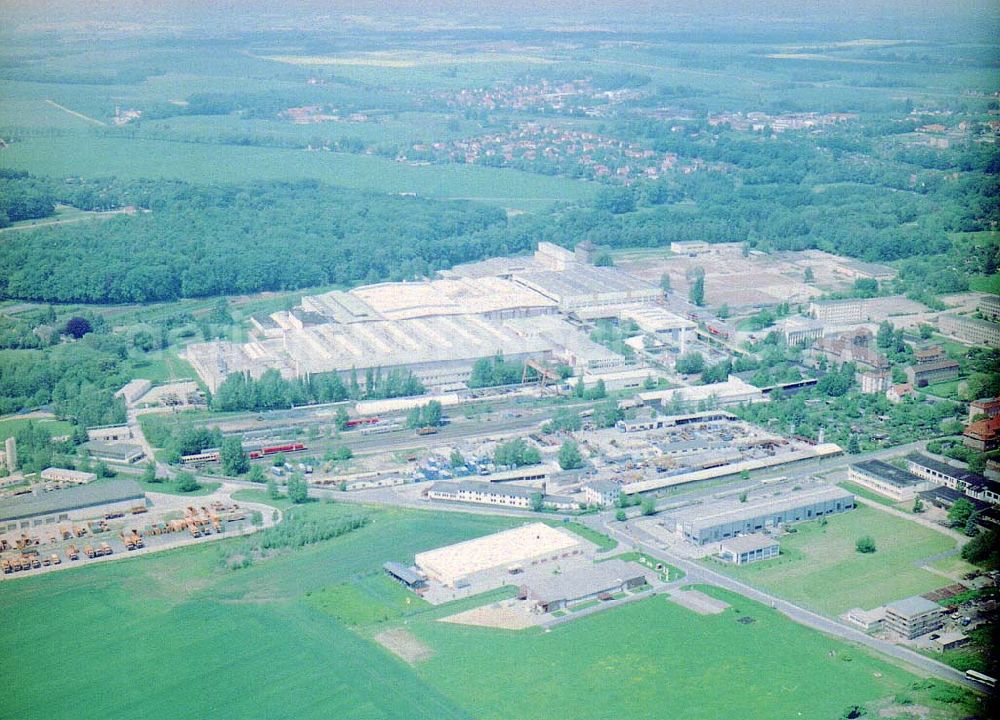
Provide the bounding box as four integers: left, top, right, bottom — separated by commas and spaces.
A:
615, 246, 894, 310
581, 411, 842, 495
0, 481, 269, 578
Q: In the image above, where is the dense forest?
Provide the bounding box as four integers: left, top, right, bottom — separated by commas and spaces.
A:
0, 176, 508, 303
0, 334, 127, 425
2, 135, 996, 304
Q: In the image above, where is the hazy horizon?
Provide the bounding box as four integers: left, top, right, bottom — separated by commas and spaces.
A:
2, 0, 997, 43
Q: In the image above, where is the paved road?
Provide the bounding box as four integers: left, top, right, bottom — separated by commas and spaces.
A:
134, 411, 992, 693
583, 513, 987, 693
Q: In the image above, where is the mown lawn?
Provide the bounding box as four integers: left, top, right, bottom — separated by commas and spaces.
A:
716, 505, 958, 615
406, 587, 973, 720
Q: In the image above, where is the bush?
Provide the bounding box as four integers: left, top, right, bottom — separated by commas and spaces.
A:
615, 509, 627, 522
175, 471, 199, 493
855, 535, 877, 554
64, 316, 92, 339
961, 528, 999, 567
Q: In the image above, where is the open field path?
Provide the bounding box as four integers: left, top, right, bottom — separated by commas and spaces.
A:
44, 99, 106, 126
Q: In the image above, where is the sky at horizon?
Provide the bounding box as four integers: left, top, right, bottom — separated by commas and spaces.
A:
1, 0, 997, 43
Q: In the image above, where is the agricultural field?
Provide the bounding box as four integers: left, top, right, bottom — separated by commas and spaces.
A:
715, 505, 961, 615
0, 501, 980, 720
0, 135, 595, 212
0, 503, 518, 720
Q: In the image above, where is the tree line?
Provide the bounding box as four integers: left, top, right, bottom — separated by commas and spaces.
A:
211, 367, 425, 412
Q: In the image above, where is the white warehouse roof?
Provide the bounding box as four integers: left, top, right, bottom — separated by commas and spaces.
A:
415, 522, 582, 587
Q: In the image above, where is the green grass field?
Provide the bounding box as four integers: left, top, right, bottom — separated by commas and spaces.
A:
0, 135, 596, 212
716, 506, 959, 615
0, 501, 979, 720
0, 504, 518, 720
0, 415, 75, 440
126, 349, 198, 384
838, 480, 899, 507
406, 587, 972, 719
969, 274, 1000, 295
919, 379, 964, 400
551, 520, 618, 551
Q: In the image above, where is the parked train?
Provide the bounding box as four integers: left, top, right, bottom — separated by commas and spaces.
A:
181, 442, 307, 464
345, 416, 380, 429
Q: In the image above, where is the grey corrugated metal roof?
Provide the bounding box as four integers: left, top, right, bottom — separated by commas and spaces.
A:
383, 561, 423, 586
0, 479, 145, 522
852, 460, 923, 488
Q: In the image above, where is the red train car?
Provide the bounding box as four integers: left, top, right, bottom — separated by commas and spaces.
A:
248, 442, 306, 459
345, 417, 380, 428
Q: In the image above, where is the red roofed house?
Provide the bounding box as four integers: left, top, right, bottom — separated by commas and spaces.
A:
969, 397, 1000, 423
964, 416, 1000, 452
887, 383, 914, 404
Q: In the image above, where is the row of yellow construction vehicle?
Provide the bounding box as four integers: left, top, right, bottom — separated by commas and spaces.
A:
2, 552, 62, 574
120, 531, 145, 551
83, 543, 112, 559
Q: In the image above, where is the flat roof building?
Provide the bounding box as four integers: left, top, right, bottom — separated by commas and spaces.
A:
977, 294, 1000, 323
884, 595, 945, 640
777, 317, 825, 346
511, 265, 660, 313
425, 481, 576, 511
617, 410, 735, 433
848, 460, 939, 501
86, 425, 133, 443
670, 241, 712, 255
906, 453, 986, 494
662, 485, 855, 545
718, 534, 779, 565
845, 606, 886, 633
939, 314, 1000, 349
933, 631, 970, 651
584, 480, 621, 508
619, 305, 695, 351
0, 479, 145, 530
40, 467, 96, 485
638, 376, 764, 410
860, 369, 890, 395
415, 523, 584, 588
83, 441, 145, 464
809, 299, 870, 325
521, 559, 647, 612
349, 276, 557, 321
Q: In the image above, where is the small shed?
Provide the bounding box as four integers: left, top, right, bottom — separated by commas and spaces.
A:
383, 561, 426, 589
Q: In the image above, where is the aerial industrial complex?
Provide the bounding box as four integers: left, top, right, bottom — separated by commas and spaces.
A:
183, 243, 691, 392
